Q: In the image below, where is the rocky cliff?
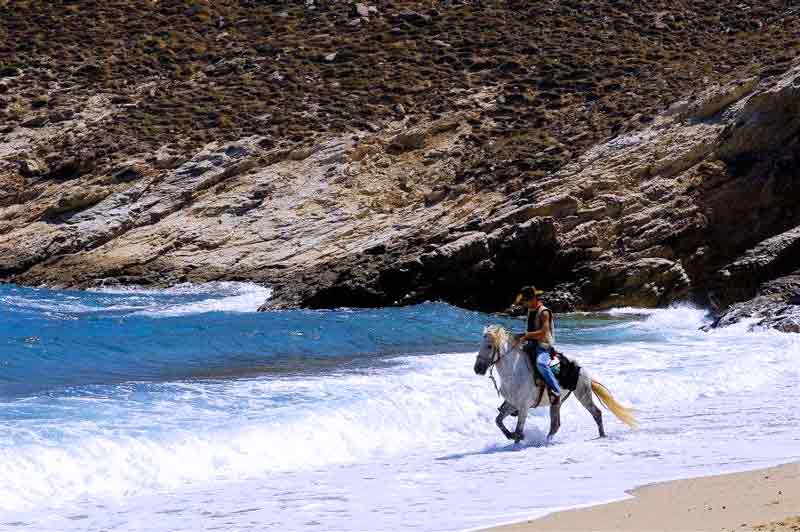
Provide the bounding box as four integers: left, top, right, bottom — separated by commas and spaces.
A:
1, 1, 799, 330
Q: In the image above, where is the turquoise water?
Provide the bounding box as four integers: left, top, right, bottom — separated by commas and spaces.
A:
1, 283, 798, 531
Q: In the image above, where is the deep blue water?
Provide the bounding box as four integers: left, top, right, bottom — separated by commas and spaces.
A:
0, 283, 631, 398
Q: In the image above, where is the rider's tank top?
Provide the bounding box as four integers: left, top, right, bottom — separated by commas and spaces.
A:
527, 306, 555, 349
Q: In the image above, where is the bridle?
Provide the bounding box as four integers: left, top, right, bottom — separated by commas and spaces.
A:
480, 333, 520, 396
481, 332, 521, 367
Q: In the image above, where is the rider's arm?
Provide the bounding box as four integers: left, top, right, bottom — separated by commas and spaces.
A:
523, 311, 550, 341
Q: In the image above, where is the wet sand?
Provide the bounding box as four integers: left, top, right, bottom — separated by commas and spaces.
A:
483, 462, 799, 532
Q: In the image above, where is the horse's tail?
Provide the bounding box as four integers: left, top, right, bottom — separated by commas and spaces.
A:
591, 379, 638, 429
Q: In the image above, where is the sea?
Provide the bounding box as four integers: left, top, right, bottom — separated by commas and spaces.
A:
0, 282, 798, 531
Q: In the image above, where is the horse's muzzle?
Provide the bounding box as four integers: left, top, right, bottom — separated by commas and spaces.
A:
474, 360, 488, 375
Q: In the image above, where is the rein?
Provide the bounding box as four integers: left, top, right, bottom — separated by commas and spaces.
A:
488, 365, 500, 396
485, 336, 521, 396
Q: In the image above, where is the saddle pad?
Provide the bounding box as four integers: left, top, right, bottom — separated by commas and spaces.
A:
533, 352, 581, 391
554, 353, 581, 391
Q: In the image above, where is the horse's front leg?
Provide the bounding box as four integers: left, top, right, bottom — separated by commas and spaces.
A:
512, 405, 529, 443
496, 401, 515, 440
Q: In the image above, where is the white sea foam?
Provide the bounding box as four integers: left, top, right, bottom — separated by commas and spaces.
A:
1, 307, 798, 531
133, 283, 271, 316
0, 356, 497, 512
0, 294, 105, 316
605, 303, 711, 322
3, 282, 270, 318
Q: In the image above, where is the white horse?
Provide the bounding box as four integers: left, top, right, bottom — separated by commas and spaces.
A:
474, 325, 638, 443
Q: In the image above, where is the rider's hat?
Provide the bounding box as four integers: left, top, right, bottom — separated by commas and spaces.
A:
514, 286, 543, 305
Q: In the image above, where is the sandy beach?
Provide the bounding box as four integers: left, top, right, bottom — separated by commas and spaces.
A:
484, 462, 799, 532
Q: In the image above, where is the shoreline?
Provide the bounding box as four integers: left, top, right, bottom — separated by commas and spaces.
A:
479, 462, 799, 532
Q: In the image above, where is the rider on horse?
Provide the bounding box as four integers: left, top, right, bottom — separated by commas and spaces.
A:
515, 286, 561, 404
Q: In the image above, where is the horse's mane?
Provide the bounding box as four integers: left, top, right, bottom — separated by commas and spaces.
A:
484, 325, 512, 352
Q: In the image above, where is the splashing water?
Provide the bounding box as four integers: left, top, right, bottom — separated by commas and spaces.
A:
0, 285, 798, 531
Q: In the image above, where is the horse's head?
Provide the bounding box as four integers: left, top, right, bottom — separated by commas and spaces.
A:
474, 325, 507, 375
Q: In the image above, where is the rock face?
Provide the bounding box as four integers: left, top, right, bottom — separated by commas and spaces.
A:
712, 227, 800, 309
1, 2, 800, 331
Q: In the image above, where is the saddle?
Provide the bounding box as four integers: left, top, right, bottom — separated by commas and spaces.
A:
530, 347, 582, 400
501, 350, 581, 417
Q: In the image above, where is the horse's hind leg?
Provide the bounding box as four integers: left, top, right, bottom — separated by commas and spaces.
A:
547, 400, 561, 440
576, 375, 605, 438
512, 405, 529, 443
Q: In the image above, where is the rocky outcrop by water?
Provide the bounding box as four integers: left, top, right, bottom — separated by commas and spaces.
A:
709, 226, 800, 332
2, 2, 800, 331
711, 274, 800, 333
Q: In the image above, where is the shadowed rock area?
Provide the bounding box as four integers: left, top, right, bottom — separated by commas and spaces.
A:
1, 1, 800, 330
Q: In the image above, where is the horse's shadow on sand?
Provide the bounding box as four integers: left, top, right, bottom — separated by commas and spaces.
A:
435, 428, 552, 462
